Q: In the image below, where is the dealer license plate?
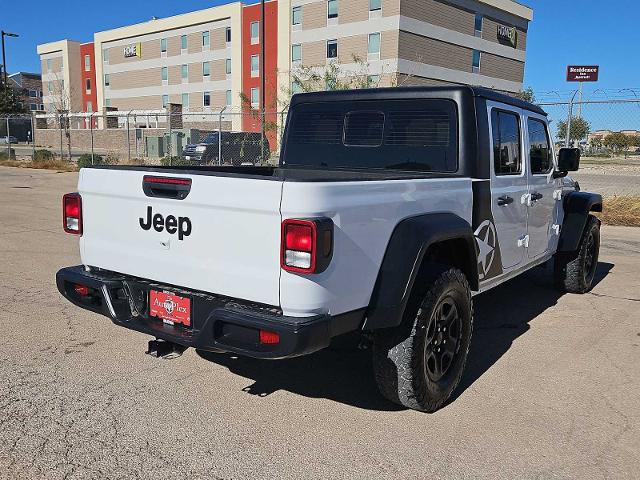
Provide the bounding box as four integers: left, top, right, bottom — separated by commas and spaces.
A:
149, 290, 191, 327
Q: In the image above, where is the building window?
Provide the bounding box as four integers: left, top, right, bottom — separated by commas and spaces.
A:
368, 74, 380, 86
181, 64, 189, 79
225, 58, 232, 75
226, 27, 232, 43
162, 95, 168, 108
61, 79, 64, 90
203, 61, 210, 77
104, 74, 110, 87
85, 78, 91, 92
48, 81, 53, 93
475, 14, 483, 37
105, 99, 111, 107
327, 0, 338, 19
182, 93, 189, 109
226, 90, 232, 106
30, 103, 37, 111
46, 59, 52, 72
250, 88, 259, 109
250, 21, 260, 43
327, 39, 338, 59
84, 55, 91, 72
160, 38, 167, 53
40, 104, 45, 110
202, 31, 210, 47
472, 50, 481, 73
29, 90, 38, 98
370, 0, 381, 11
292, 6, 302, 25
161, 67, 168, 81
368, 33, 381, 55
292, 44, 302, 63
103, 49, 109, 63
291, 81, 302, 94
203, 91, 211, 107
86, 101, 93, 113
251, 55, 260, 77
181, 35, 187, 50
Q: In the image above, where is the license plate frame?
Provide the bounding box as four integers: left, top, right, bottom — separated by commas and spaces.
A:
149, 289, 192, 327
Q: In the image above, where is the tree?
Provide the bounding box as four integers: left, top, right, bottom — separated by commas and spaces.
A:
603, 133, 633, 158
47, 73, 75, 161
0, 86, 26, 114
515, 87, 535, 103
556, 116, 591, 144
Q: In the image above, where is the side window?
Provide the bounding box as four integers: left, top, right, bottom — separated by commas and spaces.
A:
528, 118, 552, 174
491, 110, 522, 175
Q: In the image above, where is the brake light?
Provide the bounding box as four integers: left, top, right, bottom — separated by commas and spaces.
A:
63, 193, 82, 235
73, 284, 90, 296
281, 218, 333, 274
259, 330, 280, 345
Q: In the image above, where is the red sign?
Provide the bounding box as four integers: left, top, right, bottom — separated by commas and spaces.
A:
149, 290, 191, 327
567, 65, 599, 82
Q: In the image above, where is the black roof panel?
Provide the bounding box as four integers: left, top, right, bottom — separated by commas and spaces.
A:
290, 85, 547, 116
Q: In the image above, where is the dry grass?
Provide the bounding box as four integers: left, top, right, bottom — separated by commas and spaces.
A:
0, 158, 77, 172
597, 196, 640, 227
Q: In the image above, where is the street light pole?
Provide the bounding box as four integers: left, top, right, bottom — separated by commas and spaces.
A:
260, 0, 266, 163
1, 31, 19, 87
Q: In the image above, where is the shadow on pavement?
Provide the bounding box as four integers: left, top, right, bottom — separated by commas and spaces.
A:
198, 261, 614, 412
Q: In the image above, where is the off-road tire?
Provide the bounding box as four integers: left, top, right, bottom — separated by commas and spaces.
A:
554, 215, 601, 294
372, 266, 473, 413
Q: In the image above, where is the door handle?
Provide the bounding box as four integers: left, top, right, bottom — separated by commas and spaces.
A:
531, 192, 543, 202
497, 195, 514, 206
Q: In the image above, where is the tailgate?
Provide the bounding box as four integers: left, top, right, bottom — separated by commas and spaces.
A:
78, 168, 283, 306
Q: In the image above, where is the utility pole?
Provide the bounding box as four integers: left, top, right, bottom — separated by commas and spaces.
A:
260, 0, 266, 163
1, 31, 20, 87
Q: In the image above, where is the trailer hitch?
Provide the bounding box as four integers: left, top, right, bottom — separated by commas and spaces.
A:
146, 339, 188, 360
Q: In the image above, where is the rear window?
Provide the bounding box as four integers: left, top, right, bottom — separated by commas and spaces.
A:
284, 99, 458, 172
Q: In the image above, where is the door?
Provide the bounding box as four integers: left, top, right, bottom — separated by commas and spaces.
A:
488, 104, 529, 271
525, 115, 558, 258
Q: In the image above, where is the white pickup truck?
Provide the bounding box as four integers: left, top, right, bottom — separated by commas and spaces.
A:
57, 86, 602, 412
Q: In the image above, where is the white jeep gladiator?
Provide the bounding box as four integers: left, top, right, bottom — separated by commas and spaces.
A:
57, 86, 602, 412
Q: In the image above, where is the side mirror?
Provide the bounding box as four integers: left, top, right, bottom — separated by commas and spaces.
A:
554, 148, 581, 178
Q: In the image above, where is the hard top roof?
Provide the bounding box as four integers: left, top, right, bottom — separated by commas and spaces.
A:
290, 85, 547, 116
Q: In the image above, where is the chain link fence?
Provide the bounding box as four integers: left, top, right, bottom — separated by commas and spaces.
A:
1, 108, 288, 167
2, 98, 640, 198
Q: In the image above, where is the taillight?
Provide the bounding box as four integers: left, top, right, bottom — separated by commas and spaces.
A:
63, 193, 82, 235
259, 330, 280, 345
281, 218, 333, 274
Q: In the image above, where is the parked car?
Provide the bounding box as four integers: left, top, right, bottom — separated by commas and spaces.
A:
0, 136, 18, 144
56, 86, 602, 412
182, 131, 270, 166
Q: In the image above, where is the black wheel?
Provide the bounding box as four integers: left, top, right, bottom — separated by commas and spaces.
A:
554, 215, 601, 294
372, 267, 473, 413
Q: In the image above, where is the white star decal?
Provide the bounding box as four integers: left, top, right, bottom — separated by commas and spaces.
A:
474, 220, 497, 280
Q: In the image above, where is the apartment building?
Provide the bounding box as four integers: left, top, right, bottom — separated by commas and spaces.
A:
7, 72, 44, 112
280, 0, 531, 93
37, 0, 532, 128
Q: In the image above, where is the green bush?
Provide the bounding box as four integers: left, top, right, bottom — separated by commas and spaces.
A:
160, 156, 192, 166
77, 154, 104, 169
0, 148, 16, 160
33, 149, 55, 162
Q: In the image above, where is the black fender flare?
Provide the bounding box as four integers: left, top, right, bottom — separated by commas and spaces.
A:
363, 213, 478, 331
558, 191, 603, 253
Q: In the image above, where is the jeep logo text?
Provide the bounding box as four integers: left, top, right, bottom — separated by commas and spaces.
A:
139, 206, 192, 240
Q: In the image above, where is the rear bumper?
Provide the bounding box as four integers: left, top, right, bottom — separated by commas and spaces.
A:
56, 266, 361, 359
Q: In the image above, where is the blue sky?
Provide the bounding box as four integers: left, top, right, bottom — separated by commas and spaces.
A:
2, 0, 639, 102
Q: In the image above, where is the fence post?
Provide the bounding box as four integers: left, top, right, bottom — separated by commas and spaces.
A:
90, 112, 95, 165
5, 117, 10, 159
30, 113, 35, 161
126, 110, 132, 163
218, 106, 227, 166
565, 100, 573, 148
59, 114, 64, 161
168, 110, 172, 166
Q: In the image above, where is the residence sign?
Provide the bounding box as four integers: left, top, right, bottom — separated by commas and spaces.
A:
497, 24, 517, 48
124, 43, 142, 58
567, 65, 599, 82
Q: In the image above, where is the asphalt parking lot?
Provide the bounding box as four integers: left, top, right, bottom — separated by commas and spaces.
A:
1, 166, 639, 479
